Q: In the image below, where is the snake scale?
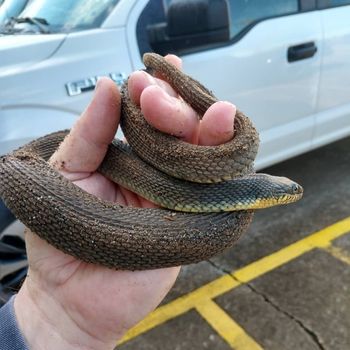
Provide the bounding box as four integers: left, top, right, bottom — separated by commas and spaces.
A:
0, 53, 303, 270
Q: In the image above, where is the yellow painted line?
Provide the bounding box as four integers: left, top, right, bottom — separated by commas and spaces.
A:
322, 244, 350, 265
120, 274, 240, 344
196, 300, 263, 350
120, 216, 350, 345
234, 216, 350, 282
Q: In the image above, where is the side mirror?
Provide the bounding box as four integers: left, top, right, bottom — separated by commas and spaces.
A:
148, 0, 230, 55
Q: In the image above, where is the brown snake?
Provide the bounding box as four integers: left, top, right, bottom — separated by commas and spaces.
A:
0, 53, 303, 270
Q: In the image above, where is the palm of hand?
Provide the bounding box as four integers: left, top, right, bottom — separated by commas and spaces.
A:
25, 170, 179, 342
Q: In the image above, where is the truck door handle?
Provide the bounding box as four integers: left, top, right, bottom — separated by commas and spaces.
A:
287, 42, 317, 62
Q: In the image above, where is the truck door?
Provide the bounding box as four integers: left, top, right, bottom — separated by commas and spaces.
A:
313, 0, 350, 148
130, 0, 323, 169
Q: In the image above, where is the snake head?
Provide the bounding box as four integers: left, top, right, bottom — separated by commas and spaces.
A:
251, 174, 303, 209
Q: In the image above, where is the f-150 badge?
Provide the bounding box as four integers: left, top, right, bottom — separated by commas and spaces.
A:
66, 72, 126, 96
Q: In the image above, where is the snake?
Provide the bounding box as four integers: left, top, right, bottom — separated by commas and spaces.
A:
0, 53, 303, 270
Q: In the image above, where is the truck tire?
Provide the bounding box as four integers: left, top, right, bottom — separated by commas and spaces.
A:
0, 200, 27, 306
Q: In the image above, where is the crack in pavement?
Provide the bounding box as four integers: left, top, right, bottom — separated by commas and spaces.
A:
243, 282, 326, 350
207, 260, 327, 350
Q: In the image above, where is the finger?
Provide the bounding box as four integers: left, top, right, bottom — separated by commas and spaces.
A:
140, 85, 199, 143
164, 54, 182, 69
128, 55, 182, 106
128, 71, 179, 106
50, 78, 121, 175
153, 54, 183, 78
128, 54, 234, 145
141, 50, 198, 142
198, 101, 236, 146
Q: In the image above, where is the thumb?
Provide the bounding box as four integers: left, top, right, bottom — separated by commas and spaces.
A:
50, 77, 121, 175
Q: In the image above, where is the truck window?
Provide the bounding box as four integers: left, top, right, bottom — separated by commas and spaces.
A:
318, 0, 350, 7
228, 0, 299, 38
137, 0, 167, 54
138, 0, 300, 56
0, 0, 31, 25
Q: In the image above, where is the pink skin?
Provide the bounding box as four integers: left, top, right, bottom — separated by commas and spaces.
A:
14, 55, 236, 350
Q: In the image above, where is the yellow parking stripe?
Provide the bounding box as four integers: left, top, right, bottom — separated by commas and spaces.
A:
233, 238, 311, 283
119, 216, 350, 345
120, 274, 240, 344
322, 244, 350, 265
196, 300, 263, 349
234, 216, 350, 282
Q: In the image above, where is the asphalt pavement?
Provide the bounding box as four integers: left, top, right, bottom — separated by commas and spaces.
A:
118, 135, 350, 350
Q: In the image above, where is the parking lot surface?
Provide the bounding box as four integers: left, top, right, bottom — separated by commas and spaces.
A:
117, 136, 350, 350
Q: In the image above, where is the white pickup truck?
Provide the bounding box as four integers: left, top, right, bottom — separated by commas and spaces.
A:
1, 0, 350, 303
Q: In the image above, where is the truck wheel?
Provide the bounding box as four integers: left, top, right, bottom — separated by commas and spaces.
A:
0, 200, 27, 306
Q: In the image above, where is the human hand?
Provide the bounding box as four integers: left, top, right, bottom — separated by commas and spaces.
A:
14, 55, 236, 350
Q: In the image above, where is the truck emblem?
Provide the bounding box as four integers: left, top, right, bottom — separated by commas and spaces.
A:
66, 72, 127, 96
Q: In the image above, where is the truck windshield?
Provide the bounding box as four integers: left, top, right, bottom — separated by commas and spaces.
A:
17, 0, 119, 32
0, 0, 30, 25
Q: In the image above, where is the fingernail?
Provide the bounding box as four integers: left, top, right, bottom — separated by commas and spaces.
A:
222, 101, 236, 111
142, 71, 157, 86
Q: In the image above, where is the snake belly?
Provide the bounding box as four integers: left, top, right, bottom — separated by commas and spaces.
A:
0, 53, 287, 270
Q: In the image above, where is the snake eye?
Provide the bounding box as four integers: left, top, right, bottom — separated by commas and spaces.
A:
291, 183, 302, 194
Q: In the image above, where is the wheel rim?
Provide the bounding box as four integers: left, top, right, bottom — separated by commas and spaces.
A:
0, 221, 27, 305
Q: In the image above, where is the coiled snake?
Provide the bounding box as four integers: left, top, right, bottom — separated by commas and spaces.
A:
0, 53, 303, 270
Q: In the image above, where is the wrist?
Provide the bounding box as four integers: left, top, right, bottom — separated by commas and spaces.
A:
14, 278, 116, 350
